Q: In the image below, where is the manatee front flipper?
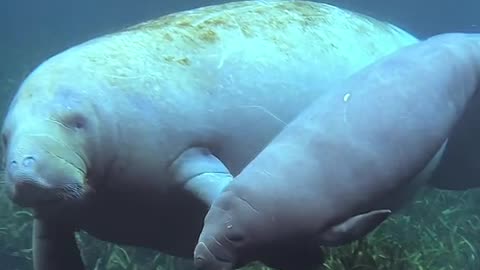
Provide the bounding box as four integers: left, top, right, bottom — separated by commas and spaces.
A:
169, 147, 233, 205
318, 209, 391, 246
33, 218, 84, 270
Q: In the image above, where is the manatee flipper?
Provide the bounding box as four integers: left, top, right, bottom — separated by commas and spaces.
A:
170, 147, 233, 205
317, 209, 391, 246
33, 219, 84, 270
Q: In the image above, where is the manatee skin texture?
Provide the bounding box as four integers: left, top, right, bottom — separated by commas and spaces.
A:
194, 33, 480, 270
1, 1, 418, 270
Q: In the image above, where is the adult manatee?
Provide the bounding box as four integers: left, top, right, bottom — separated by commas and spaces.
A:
0, 1, 417, 269
194, 33, 480, 270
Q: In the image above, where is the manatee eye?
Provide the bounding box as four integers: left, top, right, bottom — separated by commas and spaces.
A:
63, 113, 88, 130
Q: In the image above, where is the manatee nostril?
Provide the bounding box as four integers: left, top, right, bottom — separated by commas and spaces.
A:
9, 160, 18, 170
22, 156, 36, 167
8, 156, 36, 173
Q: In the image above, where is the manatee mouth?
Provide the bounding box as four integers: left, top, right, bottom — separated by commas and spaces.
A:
9, 180, 61, 207
5, 170, 86, 209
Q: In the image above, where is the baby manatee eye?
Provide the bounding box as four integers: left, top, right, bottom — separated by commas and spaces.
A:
62, 113, 88, 130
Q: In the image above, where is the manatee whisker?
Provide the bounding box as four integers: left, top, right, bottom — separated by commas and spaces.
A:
56, 183, 85, 201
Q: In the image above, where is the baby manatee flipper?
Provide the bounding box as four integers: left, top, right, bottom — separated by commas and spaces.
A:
318, 209, 392, 246
33, 219, 84, 270
170, 147, 233, 205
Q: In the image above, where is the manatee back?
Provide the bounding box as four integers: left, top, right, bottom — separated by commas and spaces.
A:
14, 0, 417, 102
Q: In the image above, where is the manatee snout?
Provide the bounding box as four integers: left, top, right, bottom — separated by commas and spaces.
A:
194, 195, 243, 270
3, 136, 86, 208
6, 155, 50, 207
195, 181, 327, 270
194, 241, 234, 270
195, 188, 265, 270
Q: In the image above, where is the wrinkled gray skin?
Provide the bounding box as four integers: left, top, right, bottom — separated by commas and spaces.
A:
0, 1, 420, 270
194, 33, 480, 270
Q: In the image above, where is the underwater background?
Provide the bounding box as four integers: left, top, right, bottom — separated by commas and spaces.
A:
1, 0, 480, 269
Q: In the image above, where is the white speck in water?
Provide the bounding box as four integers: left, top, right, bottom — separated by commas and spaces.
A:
227, 224, 233, 229
343, 93, 351, 102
